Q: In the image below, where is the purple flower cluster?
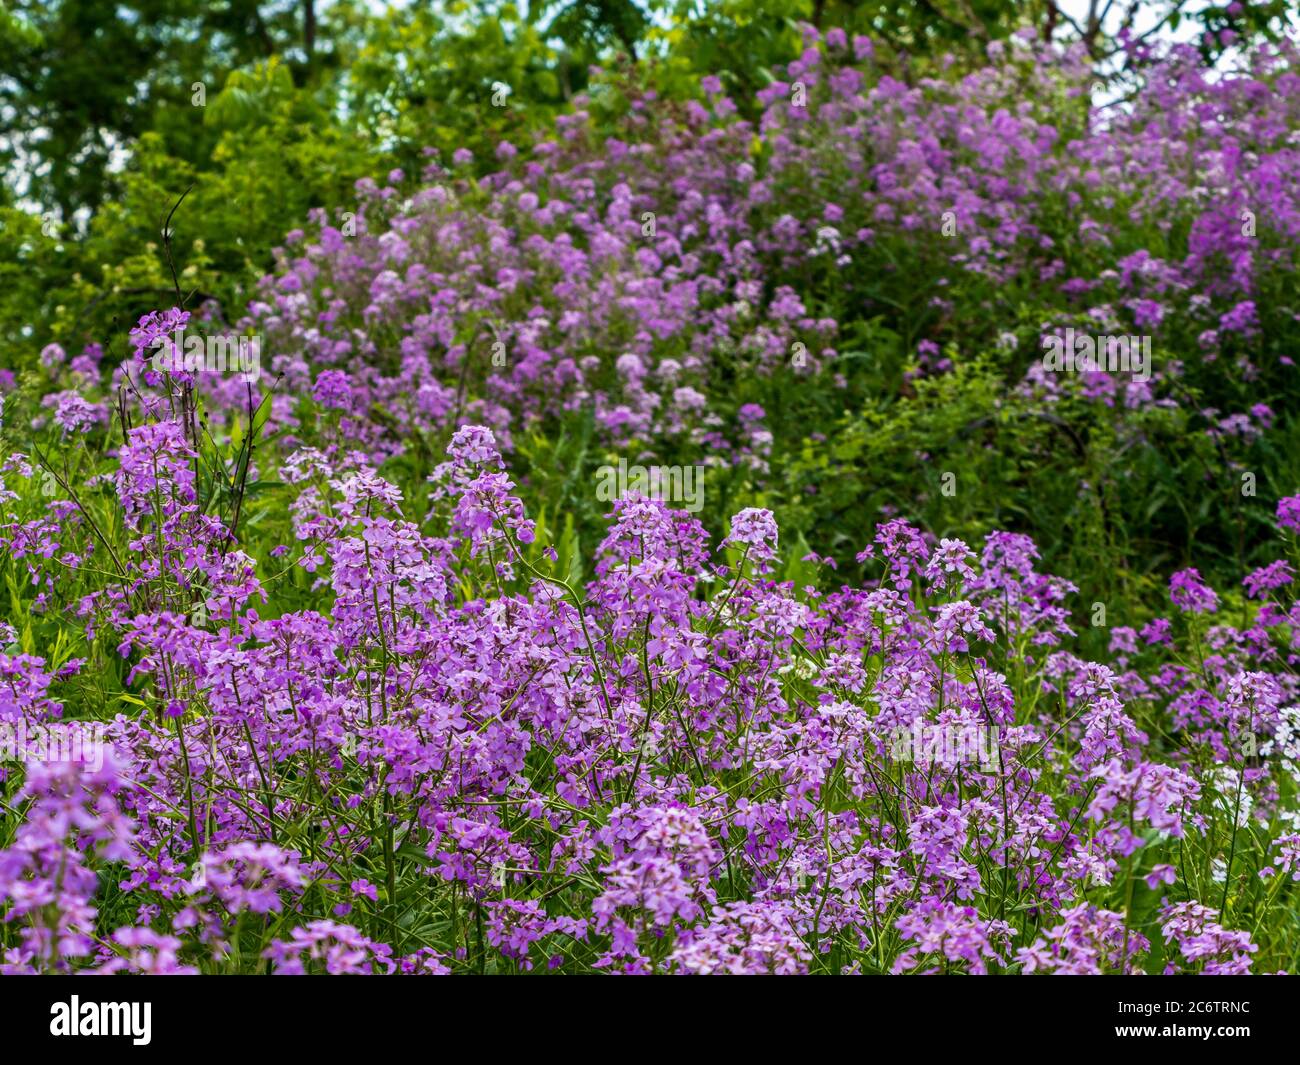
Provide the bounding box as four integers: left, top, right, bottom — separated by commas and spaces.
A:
1, 418, 1298, 974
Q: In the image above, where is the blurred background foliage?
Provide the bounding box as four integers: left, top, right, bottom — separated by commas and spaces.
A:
4, 0, 1295, 358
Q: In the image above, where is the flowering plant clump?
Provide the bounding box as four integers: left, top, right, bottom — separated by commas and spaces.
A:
2, 403, 1299, 973
20, 26, 1289, 562
4, 21, 1300, 976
